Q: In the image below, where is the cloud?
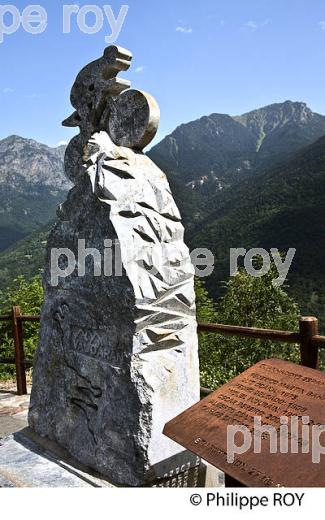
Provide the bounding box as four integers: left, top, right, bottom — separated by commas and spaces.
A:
2, 87, 13, 94
244, 19, 270, 31
319, 21, 325, 31
134, 66, 146, 73
176, 26, 193, 34
245, 21, 258, 31
24, 93, 38, 99
56, 140, 68, 147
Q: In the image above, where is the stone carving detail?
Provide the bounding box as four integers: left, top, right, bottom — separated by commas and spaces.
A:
29, 45, 200, 486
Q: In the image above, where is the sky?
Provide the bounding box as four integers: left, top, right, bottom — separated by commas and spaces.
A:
1, 0, 325, 148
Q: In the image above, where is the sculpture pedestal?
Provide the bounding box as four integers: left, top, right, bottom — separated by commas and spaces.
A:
0, 428, 223, 488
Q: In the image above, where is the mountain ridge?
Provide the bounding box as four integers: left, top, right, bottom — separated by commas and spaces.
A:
0, 135, 70, 251
187, 133, 325, 328
148, 100, 325, 192
1, 100, 325, 328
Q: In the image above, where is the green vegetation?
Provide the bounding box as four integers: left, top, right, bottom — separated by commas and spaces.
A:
2, 108, 325, 332
0, 266, 301, 386
0, 223, 50, 291
190, 135, 325, 333
0, 275, 43, 380
0, 104, 324, 398
196, 260, 300, 390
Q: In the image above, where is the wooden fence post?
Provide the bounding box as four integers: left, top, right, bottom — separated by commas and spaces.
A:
299, 316, 318, 369
12, 306, 27, 395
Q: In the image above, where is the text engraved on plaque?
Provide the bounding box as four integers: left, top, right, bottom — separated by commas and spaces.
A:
164, 359, 325, 487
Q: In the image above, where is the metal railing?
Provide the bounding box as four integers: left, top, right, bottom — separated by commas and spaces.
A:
1, 308, 324, 396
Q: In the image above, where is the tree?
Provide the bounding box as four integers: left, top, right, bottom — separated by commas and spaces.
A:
0, 276, 43, 379
197, 261, 300, 390
0, 266, 301, 386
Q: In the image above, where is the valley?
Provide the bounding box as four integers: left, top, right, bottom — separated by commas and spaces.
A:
1, 100, 325, 329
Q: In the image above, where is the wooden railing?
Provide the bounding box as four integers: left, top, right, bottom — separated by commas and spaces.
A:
1, 308, 325, 396
198, 316, 322, 397
0, 306, 39, 395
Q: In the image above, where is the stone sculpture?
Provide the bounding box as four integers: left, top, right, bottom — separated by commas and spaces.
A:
28, 45, 200, 486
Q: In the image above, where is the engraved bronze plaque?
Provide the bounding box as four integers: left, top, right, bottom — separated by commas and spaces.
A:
163, 359, 325, 487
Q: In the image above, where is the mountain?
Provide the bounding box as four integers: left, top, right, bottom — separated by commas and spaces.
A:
0, 135, 70, 251
0, 221, 52, 290
149, 114, 256, 189
1, 101, 325, 328
148, 101, 325, 193
0, 137, 206, 289
188, 135, 325, 329
235, 101, 325, 164
1, 102, 323, 254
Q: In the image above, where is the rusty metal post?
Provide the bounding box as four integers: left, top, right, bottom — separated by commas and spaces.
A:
225, 474, 245, 487
12, 306, 27, 395
299, 316, 318, 369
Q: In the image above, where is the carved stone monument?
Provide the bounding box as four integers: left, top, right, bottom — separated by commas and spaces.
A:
28, 46, 200, 486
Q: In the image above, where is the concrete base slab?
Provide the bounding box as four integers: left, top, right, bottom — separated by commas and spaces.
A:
0, 415, 28, 439
0, 428, 224, 488
0, 428, 115, 487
